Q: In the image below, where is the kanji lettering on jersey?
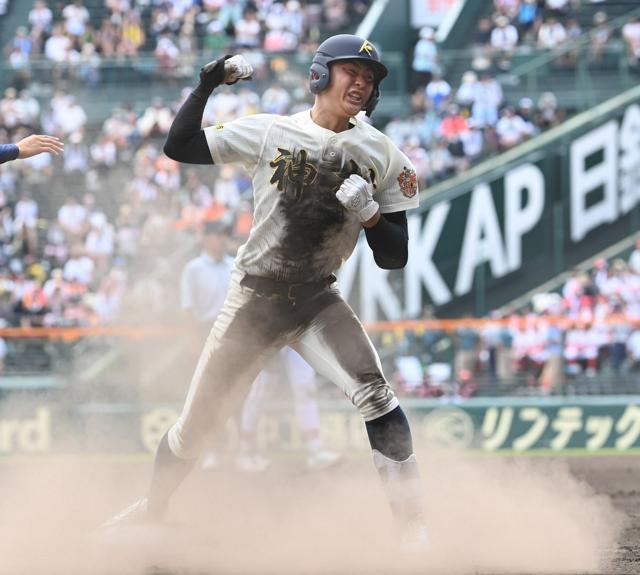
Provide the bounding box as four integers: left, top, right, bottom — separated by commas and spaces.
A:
269, 148, 318, 199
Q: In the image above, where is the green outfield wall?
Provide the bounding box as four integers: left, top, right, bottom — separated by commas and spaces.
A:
2, 397, 640, 456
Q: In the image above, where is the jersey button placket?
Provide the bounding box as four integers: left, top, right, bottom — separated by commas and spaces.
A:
322, 142, 338, 163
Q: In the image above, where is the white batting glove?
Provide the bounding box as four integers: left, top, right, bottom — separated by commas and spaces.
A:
224, 55, 253, 84
335, 174, 379, 223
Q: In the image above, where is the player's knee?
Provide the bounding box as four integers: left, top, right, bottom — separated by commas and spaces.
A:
351, 374, 398, 421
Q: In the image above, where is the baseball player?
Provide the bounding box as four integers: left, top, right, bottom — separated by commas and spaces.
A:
0, 134, 64, 163
236, 346, 343, 472
105, 34, 427, 547
181, 220, 341, 472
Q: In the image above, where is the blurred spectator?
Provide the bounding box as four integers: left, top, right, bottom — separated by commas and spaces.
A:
63, 243, 95, 286
629, 238, 640, 274
622, 15, 640, 71
453, 325, 480, 381
536, 91, 562, 129
137, 98, 173, 139
411, 26, 439, 91
261, 84, 291, 115
516, 0, 540, 43
470, 72, 503, 128
154, 32, 180, 74
537, 15, 567, 51
495, 106, 531, 149
628, 329, 640, 371
29, 0, 53, 38
44, 23, 73, 64
62, 0, 90, 38
589, 11, 611, 65
425, 72, 451, 112
490, 15, 518, 71
234, 6, 262, 49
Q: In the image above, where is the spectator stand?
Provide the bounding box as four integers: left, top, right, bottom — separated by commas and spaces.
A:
435, 2, 640, 113
1, 1, 379, 122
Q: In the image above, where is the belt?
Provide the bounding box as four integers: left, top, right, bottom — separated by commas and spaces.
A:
240, 274, 336, 306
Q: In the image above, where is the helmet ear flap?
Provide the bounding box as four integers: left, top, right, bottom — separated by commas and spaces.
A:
364, 84, 380, 117
309, 61, 330, 94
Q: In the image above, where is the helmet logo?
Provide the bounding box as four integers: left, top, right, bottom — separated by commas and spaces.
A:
358, 39, 373, 57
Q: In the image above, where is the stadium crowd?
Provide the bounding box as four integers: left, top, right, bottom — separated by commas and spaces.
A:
401, 0, 640, 187
6, 0, 370, 79
0, 0, 639, 396
381, 239, 640, 400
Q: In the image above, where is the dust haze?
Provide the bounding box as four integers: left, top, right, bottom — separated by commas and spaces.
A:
0, 446, 624, 575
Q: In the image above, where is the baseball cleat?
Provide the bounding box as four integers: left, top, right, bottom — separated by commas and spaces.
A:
101, 498, 154, 529
306, 450, 342, 471
398, 520, 430, 554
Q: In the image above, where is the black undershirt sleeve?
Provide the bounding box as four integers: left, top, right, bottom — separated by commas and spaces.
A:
363, 210, 408, 269
163, 93, 214, 165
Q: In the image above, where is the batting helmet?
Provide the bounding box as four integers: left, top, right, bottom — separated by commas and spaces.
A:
309, 34, 388, 117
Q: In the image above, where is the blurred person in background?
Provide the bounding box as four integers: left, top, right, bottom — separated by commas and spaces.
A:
236, 347, 343, 473
181, 221, 341, 472
0, 133, 63, 164
490, 15, 518, 71
629, 238, 640, 275
411, 26, 438, 91
622, 15, 640, 72
589, 11, 611, 65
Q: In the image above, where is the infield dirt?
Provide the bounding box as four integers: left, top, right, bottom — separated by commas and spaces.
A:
0, 451, 637, 575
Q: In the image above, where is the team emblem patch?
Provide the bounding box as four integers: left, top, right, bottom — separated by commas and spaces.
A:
397, 166, 417, 198
214, 123, 224, 130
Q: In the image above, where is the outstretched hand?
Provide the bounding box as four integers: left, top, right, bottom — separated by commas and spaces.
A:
16, 134, 64, 159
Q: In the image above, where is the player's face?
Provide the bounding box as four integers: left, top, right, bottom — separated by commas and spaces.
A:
327, 60, 375, 117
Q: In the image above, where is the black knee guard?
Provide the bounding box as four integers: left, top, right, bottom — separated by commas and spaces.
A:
365, 405, 414, 461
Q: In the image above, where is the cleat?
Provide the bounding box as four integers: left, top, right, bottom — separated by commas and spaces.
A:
101, 498, 154, 529
306, 450, 342, 471
398, 520, 430, 554
235, 453, 271, 472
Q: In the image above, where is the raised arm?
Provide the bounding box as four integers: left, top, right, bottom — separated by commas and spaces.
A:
163, 55, 253, 165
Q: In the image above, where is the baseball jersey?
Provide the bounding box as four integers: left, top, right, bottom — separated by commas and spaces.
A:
180, 253, 235, 325
204, 110, 419, 283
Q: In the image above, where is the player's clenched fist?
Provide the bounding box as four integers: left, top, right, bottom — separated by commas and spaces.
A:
335, 173, 379, 224
194, 54, 253, 100
223, 55, 253, 84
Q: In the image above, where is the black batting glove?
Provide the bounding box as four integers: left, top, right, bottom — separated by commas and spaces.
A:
192, 54, 254, 101
192, 55, 233, 101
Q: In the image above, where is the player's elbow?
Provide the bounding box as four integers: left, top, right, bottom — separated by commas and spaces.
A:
374, 250, 408, 270
163, 138, 179, 161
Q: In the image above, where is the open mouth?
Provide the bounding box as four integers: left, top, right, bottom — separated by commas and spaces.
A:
346, 92, 364, 106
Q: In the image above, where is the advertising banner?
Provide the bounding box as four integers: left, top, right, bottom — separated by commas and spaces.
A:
3, 398, 640, 455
